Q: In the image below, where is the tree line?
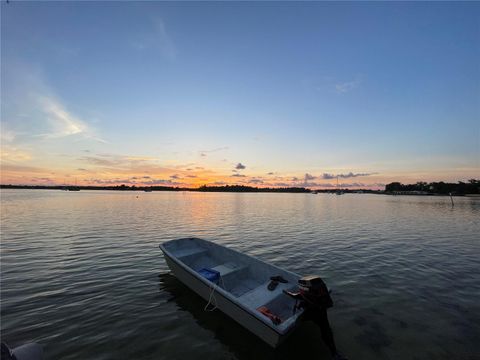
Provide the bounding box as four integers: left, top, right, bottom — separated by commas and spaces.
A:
385, 180, 480, 195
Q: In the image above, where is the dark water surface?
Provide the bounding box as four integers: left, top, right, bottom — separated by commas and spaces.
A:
1, 190, 479, 359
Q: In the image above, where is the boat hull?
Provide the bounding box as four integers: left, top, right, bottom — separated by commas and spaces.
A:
163, 252, 289, 347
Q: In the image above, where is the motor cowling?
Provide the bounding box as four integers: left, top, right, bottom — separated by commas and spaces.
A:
298, 275, 333, 309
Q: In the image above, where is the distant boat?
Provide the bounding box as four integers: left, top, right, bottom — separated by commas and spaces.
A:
159, 238, 304, 347
65, 178, 80, 191
311, 190, 318, 194
335, 176, 343, 195
66, 186, 80, 191
144, 188, 153, 192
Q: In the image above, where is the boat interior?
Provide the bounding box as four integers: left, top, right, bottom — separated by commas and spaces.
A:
162, 238, 302, 329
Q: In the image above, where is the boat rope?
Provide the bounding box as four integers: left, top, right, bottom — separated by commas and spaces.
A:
204, 276, 225, 312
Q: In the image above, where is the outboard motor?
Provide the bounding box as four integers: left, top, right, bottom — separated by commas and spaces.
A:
298, 275, 333, 308
284, 275, 333, 310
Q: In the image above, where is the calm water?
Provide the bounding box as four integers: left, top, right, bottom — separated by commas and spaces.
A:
1, 190, 479, 360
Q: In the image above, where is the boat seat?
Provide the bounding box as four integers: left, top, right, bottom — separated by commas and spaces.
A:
211, 262, 246, 277
238, 280, 291, 309
175, 247, 208, 260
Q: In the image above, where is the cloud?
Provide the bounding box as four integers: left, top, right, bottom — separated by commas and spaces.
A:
0, 164, 49, 173
267, 172, 274, 175
338, 182, 365, 187
321, 173, 336, 180
170, 174, 180, 179
145, 179, 181, 186
274, 182, 291, 187
248, 179, 263, 184
231, 173, 246, 177
30, 177, 55, 183
79, 154, 165, 171
0, 145, 32, 162
80, 156, 119, 167
186, 175, 197, 178
201, 147, 229, 154
235, 163, 246, 170
304, 173, 316, 181
90, 178, 135, 185
88, 177, 181, 186
2, 60, 105, 143
322, 172, 377, 179
335, 76, 362, 94
153, 17, 176, 61
132, 17, 176, 61
0, 129, 17, 143
38, 96, 87, 138
199, 147, 228, 157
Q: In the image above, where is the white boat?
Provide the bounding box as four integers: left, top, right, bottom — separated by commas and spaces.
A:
159, 237, 304, 347
1, 342, 43, 360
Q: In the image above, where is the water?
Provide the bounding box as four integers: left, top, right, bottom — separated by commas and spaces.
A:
1, 190, 479, 360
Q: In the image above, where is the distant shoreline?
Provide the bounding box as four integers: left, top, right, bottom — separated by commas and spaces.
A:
0, 184, 362, 194
1, 183, 478, 196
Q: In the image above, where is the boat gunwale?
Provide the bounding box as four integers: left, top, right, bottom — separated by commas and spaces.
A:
159, 237, 303, 336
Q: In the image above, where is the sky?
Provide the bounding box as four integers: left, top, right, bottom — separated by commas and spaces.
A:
1, 1, 479, 189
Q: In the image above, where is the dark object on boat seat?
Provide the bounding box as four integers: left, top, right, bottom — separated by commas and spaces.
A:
267, 280, 278, 290
270, 275, 288, 283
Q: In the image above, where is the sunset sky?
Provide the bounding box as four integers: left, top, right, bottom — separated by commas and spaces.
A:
1, 2, 479, 189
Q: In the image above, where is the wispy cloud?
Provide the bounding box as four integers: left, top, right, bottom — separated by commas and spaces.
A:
3, 60, 105, 143
38, 96, 94, 140
0, 129, 17, 143
41, 96, 84, 136
1, 164, 51, 174
88, 176, 182, 186
131, 17, 176, 61
0, 128, 32, 163
322, 172, 378, 179
153, 17, 176, 60
79, 154, 167, 172
335, 75, 362, 94
0, 147, 32, 163
235, 162, 246, 170
199, 146, 229, 157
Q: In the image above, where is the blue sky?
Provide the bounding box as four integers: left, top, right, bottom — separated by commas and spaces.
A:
1, 2, 479, 188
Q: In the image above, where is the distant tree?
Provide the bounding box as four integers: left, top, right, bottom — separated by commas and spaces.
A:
385, 180, 480, 194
